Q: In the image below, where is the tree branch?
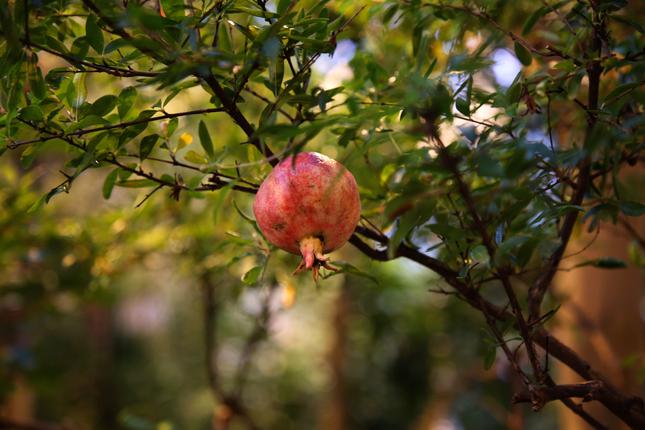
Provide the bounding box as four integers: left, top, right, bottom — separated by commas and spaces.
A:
22, 40, 158, 78
424, 2, 582, 65
81, 0, 170, 63
9, 107, 226, 148
14, 118, 258, 198
201, 73, 278, 165
527, 6, 604, 323
512, 378, 644, 428
351, 226, 645, 428
433, 137, 545, 382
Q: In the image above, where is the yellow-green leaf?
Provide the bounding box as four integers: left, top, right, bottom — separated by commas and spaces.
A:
184, 150, 208, 164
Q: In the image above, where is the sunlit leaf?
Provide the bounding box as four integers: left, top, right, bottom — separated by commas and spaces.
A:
118, 87, 137, 119
102, 169, 119, 199
242, 266, 263, 285
198, 120, 214, 158
184, 150, 208, 164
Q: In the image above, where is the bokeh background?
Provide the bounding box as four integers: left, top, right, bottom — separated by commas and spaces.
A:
1, 1, 643, 429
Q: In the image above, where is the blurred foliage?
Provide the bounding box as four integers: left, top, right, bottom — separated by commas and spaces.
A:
0, 0, 644, 429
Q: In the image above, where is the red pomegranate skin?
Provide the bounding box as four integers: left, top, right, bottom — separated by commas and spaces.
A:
253, 152, 360, 267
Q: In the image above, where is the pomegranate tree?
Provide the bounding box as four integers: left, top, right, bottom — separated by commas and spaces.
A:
253, 152, 361, 280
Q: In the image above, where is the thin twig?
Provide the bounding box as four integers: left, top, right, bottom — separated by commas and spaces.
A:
25, 40, 158, 77
9, 107, 226, 148
135, 183, 164, 207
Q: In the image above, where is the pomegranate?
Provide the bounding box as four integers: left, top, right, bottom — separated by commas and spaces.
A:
253, 152, 361, 280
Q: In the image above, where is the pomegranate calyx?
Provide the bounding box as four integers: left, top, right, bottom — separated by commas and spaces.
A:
293, 236, 339, 281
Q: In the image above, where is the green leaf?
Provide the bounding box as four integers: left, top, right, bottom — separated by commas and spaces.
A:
628, 242, 644, 267
522, 0, 570, 35
0, 4, 20, 60
277, 0, 292, 14
160, 0, 185, 19
603, 82, 641, 103
470, 245, 489, 265
85, 15, 104, 53
323, 262, 379, 284
242, 266, 263, 285
71, 36, 90, 60
184, 150, 208, 164
117, 166, 135, 181
116, 179, 157, 188
476, 153, 503, 178
388, 211, 419, 259
104, 38, 129, 54
28, 56, 46, 100
582, 203, 619, 226
27, 194, 47, 213
455, 98, 470, 116
118, 86, 137, 119
139, 134, 159, 161
230, 6, 278, 19
198, 120, 214, 158
257, 123, 303, 138
548, 205, 585, 217
19, 105, 44, 121
483, 344, 496, 370
60, 74, 79, 109
619, 201, 645, 217
506, 81, 522, 103
66, 115, 109, 132
20, 145, 37, 169
496, 236, 531, 266
382, 5, 399, 25
522, 7, 547, 35
72, 134, 102, 176
516, 237, 539, 268
429, 223, 463, 240
289, 35, 332, 51
575, 257, 628, 269
514, 41, 532, 66
91, 95, 118, 116
230, 21, 256, 40
102, 169, 119, 199
166, 117, 178, 137
271, 56, 284, 97
610, 14, 645, 34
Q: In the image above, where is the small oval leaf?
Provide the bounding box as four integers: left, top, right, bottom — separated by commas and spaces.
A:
514, 41, 532, 66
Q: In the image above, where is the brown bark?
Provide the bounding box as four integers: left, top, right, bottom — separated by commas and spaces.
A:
554, 173, 645, 429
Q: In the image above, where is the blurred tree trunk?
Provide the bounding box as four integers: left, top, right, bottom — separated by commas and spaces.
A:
0, 376, 34, 425
0, 304, 34, 425
554, 168, 645, 429
319, 282, 350, 430
85, 304, 117, 429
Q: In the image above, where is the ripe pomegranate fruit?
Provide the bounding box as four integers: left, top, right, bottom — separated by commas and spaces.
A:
253, 152, 361, 280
